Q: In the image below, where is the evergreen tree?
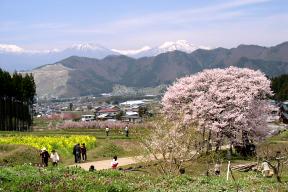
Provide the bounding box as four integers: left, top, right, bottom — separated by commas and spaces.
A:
0, 68, 36, 131
271, 74, 288, 101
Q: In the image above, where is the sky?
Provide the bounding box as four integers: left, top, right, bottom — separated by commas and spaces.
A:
0, 0, 288, 50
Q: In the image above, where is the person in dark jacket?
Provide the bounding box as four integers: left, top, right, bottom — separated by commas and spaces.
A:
40, 147, 50, 167
81, 143, 87, 161
73, 143, 81, 163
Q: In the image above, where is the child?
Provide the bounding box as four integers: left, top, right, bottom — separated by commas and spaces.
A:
50, 149, 60, 166
111, 156, 118, 169
89, 165, 95, 172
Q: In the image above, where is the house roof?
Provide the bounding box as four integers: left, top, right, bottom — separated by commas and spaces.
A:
120, 100, 145, 106
122, 115, 140, 119
97, 113, 109, 118
98, 108, 119, 113
126, 111, 139, 116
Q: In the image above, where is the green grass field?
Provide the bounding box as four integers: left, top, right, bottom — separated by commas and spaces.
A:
0, 119, 287, 192
1, 162, 287, 192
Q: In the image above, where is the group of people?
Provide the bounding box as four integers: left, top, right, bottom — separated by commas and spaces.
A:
73, 143, 87, 163
40, 148, 60, 167
105, 126, 129, 137
39, 143, 86, 167
89, 155, 119, 171
40, 141, 118, 170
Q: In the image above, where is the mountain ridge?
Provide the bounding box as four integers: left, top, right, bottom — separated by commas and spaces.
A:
28, 41, 288, 98
0, 40, 209, 71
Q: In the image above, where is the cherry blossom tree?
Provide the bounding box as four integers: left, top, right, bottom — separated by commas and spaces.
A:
162, 67, 273, 151
141, 116, 201, 174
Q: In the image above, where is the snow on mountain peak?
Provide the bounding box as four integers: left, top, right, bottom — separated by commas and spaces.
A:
112, 46, 151, 55
159, 40, 189, 48
157, 40, 208, 53
0, 40, 210, 57
111, 40, 210, 57
70, 43, 107, 51
0, 44, 25, 53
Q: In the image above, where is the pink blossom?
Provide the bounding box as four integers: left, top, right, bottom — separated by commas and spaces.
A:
162, 67, 273, 143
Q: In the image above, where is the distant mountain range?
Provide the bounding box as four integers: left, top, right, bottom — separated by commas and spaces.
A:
0, 40, 209, 71
112, 40, 210, 58
28, 41, 288, 98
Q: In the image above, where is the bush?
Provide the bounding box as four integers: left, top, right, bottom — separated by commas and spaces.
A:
97, 142, 125, 158
0, 144, 39, 166
256, 142, 288, 160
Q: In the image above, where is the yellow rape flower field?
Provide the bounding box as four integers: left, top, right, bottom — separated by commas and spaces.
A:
0, 135, 96, 155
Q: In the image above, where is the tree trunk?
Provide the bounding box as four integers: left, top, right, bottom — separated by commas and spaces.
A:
267, 161, 282, 183
206, 129, 212, 153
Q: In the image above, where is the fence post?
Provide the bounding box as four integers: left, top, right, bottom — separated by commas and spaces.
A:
226, 161, 231, 181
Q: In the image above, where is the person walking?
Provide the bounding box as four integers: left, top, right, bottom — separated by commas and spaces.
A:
105, 127, 110, 136
124, 126, 129, 137
81, 143, 87, 161
111, 156, 118, 169
40, 147, 50, 167
50, 149, 60, 166
73, 143, 81, 163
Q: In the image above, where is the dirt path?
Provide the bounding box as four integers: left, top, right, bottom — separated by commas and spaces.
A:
70, 155, 156, 171
70, 145, 230, 171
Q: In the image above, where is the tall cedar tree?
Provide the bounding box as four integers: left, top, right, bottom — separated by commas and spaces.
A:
0, 68, 36, 131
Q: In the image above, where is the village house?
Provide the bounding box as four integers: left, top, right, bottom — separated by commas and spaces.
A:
96, 107, 121, 120
121, 111, 142, 123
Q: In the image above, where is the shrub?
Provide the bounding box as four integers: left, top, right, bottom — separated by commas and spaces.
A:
0, 144, 39, 166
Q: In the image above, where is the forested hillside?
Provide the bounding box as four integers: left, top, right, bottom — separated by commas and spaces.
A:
271, 74, 288, 101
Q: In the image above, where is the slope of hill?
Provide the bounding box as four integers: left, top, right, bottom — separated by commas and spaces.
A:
29, 42, 288, 98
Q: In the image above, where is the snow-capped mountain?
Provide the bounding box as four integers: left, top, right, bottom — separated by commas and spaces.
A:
112, 46, 151, 56
0, 40, 210, 71
69, 43, 109, 51
145, 40, 210, 57
0, 43, 117, 71
112, 40, 210, 58
61, 43, 117, 59
156, 40, 209, 54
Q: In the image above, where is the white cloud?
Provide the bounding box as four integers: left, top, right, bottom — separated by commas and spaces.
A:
2, 0, 285, 49
105, 0, 271, 30
34, 0, 271, 35
0, 44, 24, 53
